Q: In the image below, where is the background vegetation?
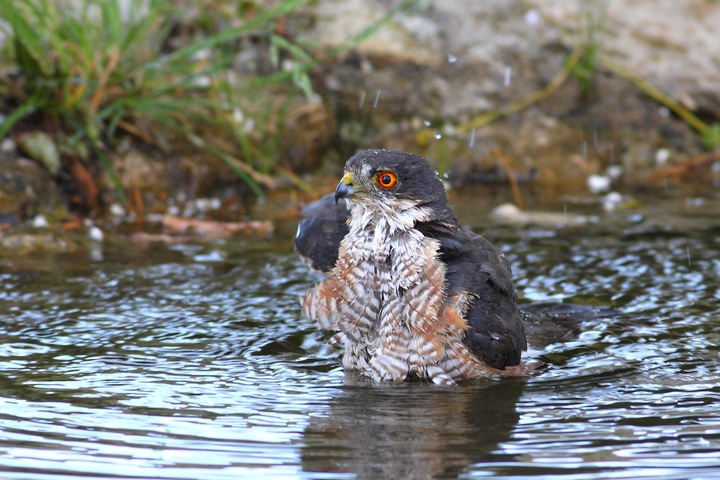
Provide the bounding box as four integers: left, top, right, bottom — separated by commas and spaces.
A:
0, 0, 326, 200
0, 0, 717, 222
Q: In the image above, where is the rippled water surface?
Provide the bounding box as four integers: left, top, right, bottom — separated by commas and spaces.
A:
1, 196, 719, 479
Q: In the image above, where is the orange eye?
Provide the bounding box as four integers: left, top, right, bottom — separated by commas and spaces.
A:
375, 171, 397, 189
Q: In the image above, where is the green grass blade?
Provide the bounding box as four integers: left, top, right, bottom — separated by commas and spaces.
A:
0, 99, 38, 139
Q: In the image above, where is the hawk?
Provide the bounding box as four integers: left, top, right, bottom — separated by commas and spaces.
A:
295, 149, 527, 385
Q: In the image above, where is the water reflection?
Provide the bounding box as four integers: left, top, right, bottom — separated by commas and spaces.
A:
301, 378, 525, 479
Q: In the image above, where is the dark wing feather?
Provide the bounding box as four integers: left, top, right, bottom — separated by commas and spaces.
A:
294, 194, 349, 273
418, 222, 527, 369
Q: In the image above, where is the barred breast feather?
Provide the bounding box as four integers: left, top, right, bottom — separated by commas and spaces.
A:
302, 210, 494, 384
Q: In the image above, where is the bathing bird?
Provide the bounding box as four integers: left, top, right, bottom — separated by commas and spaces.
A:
296, 149, 527, 384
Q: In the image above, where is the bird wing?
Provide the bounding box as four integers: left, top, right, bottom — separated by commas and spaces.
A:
294, 194, 349, 273
417, 222, 527, 369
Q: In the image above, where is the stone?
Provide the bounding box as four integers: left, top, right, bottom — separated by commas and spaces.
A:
0, 156, 67, 224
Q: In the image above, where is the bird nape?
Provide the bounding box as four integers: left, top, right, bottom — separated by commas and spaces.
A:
294, 149, 541, 384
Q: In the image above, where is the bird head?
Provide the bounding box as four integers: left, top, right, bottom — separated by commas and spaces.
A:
334, 150, 453, 223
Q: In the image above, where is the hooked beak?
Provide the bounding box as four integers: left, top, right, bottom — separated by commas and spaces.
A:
335, 171, 355, 203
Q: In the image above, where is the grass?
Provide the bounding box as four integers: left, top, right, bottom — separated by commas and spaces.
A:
571, 0, 605, 93
0, 0, 316, 200
0, 0, 428, 206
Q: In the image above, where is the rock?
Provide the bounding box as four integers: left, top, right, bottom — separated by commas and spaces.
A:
587, 174, 611, 194
31, 215, 49, 228
0, 232, 79, 255
1, 138, 16, 152
88, 226, 104, 242
111, 149, 170, 192
0, 157, 68, 223
305, 0, 442, 68
280, 102, 337, 172
17, 132, 61, 175
490, 203, 591, 228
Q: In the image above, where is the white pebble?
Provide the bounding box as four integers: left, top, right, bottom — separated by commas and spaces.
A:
145, 213, 164, 224
1, 138, 16, 152
606, 165, 623, 180
88, 226, 104, 242
603, 191, 624, 212
655, 148, 671, 166
233, 108, 244, 125
587, 174, 611, 194
109, 203, 125, 217
32, 215, 49, 228
195, 197, 221, 212
193, 76, 211, 88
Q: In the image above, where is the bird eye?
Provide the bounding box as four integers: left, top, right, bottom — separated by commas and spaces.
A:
375, 171, 397, 189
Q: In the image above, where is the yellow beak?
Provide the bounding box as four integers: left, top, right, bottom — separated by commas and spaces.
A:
335, 172, 355, 203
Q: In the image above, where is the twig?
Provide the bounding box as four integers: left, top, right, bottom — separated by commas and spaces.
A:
599, 57, 710, 135
491, 149, 525, 209
456, 46, 585, 134
276, 164, 319, 197
186, 132, 277, 191
90, 47, 121, 112
132, 189, 145, 219
117, 120, 156, 144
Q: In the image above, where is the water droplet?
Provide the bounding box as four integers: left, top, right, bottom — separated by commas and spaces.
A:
447, 54, 457, 64
443, 172, 449, 179
525, 9, 540, 26
423, 120, 431, 127
434, 132, 442, 140
468, 128, 476, 147
373, 90, 381, 108
504, 66, 512, 87
358, 90, 366, 109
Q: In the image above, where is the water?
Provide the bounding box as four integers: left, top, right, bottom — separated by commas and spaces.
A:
0, 196, 719, 479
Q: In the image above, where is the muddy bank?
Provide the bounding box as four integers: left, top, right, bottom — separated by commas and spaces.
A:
307, 0, 720, 191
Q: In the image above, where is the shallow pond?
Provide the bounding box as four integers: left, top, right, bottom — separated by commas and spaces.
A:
1, 194, 719, 479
